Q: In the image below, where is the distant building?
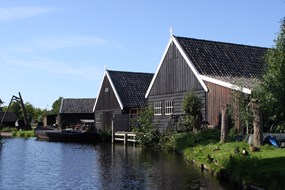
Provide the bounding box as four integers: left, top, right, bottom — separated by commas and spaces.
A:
0, 111, 18, 127
43, 114, 57, 127
58, 98, 96, 128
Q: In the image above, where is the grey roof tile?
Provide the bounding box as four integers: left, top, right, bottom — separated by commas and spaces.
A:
175, 36, 268, 89
60, 98, 96, 114
107, 70, 154, 108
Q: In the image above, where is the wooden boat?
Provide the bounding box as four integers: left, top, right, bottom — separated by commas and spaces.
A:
45, 129, 100, 143
34, 126, 58, 140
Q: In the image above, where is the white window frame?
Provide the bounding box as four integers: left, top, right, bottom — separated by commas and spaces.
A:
154, 101, 162, 115
165, 100, 173, 115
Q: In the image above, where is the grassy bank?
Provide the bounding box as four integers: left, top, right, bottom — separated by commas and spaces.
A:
183, 142, 285, 189
162, 130, 285, 189
1, 127, 35, 138
12, 130, 35, 138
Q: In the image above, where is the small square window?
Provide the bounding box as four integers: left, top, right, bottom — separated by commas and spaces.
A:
154, 101, 162, 115
165, 100, 173, 115
105, 88, 109, 93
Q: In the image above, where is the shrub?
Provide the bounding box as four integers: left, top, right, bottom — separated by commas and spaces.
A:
162, 128, 220, 151
132, 106, 160, 148
182, 90, 203, 132
12, 130, 35, 138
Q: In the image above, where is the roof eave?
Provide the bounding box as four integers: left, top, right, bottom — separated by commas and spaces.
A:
200, 75, 252, 94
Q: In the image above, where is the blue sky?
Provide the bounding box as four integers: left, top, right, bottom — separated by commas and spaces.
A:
1, 0, 284, 109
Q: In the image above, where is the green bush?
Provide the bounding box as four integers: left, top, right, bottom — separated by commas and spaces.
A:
132, 106, 160, 148
162, 128, 220, 151
12, 130, 35, 138
182, 90, 203, 132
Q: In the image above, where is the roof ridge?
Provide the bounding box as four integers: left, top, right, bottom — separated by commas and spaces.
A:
107, 69, 154, 75
63, 98, 96, 100
174, 35, 269, 50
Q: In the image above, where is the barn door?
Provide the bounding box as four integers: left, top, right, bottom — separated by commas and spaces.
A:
103, 111, 113, 131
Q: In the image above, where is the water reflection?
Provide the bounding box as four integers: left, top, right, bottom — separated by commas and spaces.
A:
0, 138, 227, 190
97, 144, 224, 190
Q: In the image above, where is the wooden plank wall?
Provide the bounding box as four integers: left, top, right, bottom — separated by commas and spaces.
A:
94, 75, 121, 111
205, 81, 232, 126
149, 42, 204, 96
147, 41, 207, 131
148, 90, 206, 131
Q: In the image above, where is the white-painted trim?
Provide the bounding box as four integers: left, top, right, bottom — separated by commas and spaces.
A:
145, 35, 208, 98
172, 36, 208, 92
200, 75, 252, 94
93, 69, 124, 112
93, 71, 107, 112
145, 36, 174, 98
106, 70, 124, 110
59, 98, 64, 113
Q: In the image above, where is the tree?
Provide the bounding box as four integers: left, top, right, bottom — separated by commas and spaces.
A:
220, 104, 229, 143
251, 99, 263, 146
0, 99, 4, 111
231, 88, 252, 134
256, 17, 285, 129
182, 90, 203, 132
132, 106, 160, 148
52, 97, 63, 114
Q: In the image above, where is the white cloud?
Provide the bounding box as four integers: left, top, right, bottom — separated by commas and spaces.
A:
35, 35, 106, 50
0, 7, 59, 21
2, 55, 102, 81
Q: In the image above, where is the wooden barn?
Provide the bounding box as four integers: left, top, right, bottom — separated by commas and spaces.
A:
58, 98, 96, 128
145, 35, 268, 131
94, 69, 153, 132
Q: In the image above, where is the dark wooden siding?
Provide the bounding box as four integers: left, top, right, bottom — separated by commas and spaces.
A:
94, 75, 122, 131
148, 90, 206, 131
205, 81, 232, 126
147, 42, 206, 131
149, 42, 204, 96
95, 75, 121, 111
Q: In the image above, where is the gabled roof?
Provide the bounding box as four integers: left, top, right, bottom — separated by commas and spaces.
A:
59, 98, 96, 114
146, 35, 268, 97
94, 69, 154, 111
0, 111, 18, 122
175, 36, 268, 89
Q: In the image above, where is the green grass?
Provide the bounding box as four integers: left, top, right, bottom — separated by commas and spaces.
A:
1, 127, 18, 132
12, 130, 35, 138
183, 141, 285, 189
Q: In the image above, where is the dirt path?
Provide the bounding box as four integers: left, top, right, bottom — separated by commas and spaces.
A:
0, 132, 13, 137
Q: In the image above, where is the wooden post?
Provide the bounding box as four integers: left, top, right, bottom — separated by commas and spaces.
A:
220, 104, 229, 143
124, 133, 127, 145
251, 99, 263, 146
111, 119, 114, 144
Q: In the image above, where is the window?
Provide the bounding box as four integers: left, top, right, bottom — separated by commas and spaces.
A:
154, 101, 162, 115
165, 100, 173, 115
105, 88, 109, 93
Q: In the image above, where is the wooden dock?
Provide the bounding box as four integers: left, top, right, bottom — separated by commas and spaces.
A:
112, 131, 137, 145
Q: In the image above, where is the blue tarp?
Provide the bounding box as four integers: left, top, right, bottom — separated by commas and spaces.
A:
265, 135, 278, 146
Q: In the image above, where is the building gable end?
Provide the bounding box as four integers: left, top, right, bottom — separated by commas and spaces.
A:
146, 35, 208, 98
93, 70, 123, 112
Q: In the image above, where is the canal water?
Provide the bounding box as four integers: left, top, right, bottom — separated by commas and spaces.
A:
0, 138, 228, 190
